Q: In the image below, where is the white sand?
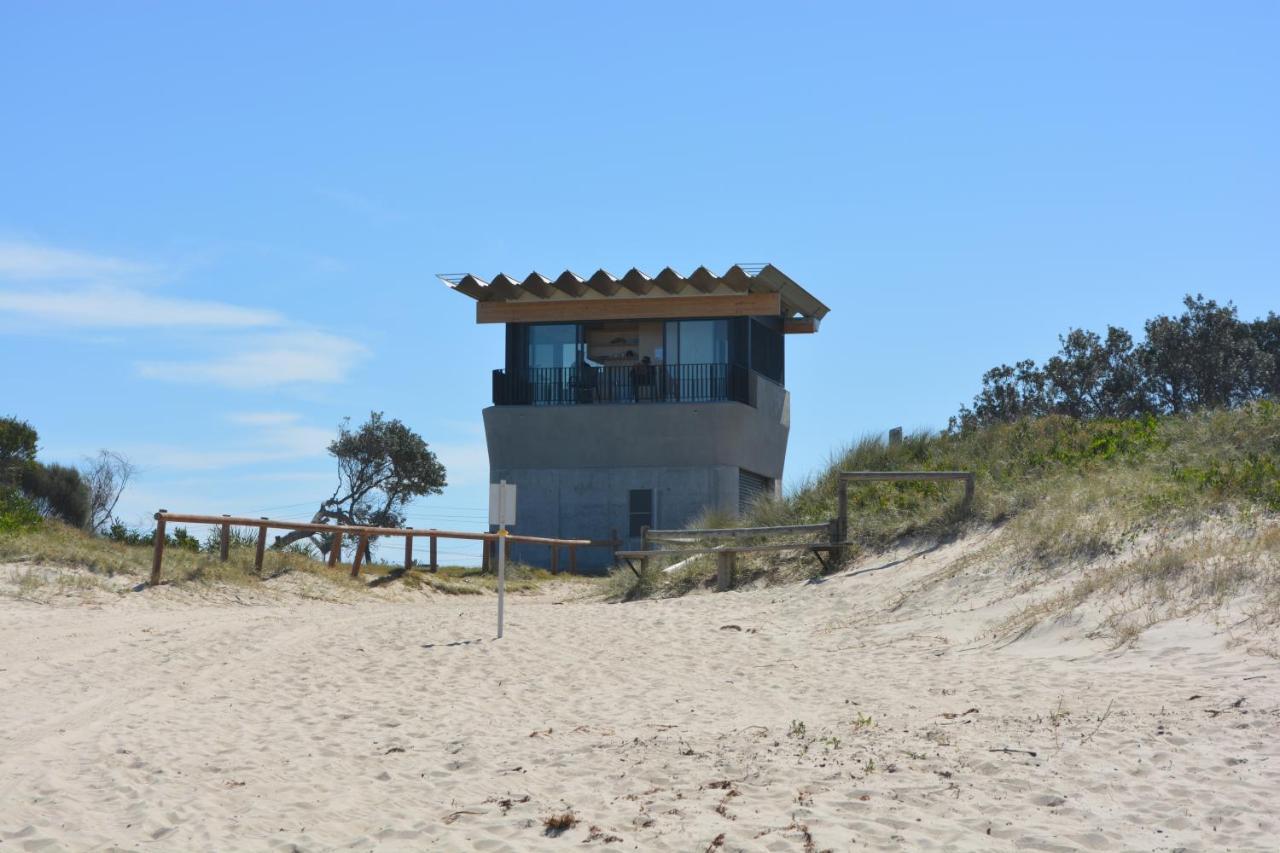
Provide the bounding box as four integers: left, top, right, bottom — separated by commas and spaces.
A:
2, 546, 1278, 851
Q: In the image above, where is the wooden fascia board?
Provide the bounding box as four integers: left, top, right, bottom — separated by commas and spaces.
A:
476, 292, 782, 324
783, 316, 821, 334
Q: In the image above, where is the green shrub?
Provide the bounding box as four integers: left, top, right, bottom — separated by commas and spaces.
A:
0, 489, 42, 534
0, 416, 38, 487
21, 462, 91, 528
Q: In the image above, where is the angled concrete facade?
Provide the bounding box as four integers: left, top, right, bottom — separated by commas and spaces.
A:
441, 264, 827, 572
487, 375, 789, 569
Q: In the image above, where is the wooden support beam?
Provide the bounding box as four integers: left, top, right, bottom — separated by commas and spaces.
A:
476, 292, 780, 325
429, 534, 438, 572
329, 530, 343, 567
404, 527, 414, 571
219, 515, 230, 562
482, 538, 491, 573
550, 544, 559, 574
783, 316, 820, 334
149, 510, 167, 586
351, 534, 368, 578
254, 519, 268, 574
716, 551, 735, 592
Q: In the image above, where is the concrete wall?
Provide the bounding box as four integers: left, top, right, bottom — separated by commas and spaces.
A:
485, 374, 790, 571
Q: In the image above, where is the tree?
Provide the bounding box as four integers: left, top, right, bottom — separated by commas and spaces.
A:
274, 412, 447, 558
0, 416, 38, 488
21, 462, 91, 528
1139, 295, 1272, 413
81, 450, 137, 533
1042, 326, 1147, 420
953, 294, 1279, 431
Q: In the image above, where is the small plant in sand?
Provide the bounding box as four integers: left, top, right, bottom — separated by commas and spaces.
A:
542, 811, 579, 837
788, 720, 807, 739
851, 712, 875, 730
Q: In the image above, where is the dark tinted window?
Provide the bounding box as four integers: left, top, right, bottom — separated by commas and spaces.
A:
629, 489, 654, 537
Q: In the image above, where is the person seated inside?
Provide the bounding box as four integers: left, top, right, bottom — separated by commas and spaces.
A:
631, 355, 655, 401
572, 350, 598, 403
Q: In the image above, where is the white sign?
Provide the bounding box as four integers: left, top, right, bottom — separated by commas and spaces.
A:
489, 482, 517, 527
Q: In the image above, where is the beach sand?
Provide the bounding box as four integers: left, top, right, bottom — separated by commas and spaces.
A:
2, 544, 1278, 851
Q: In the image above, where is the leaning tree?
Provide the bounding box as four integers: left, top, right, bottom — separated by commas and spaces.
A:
274, 412, 447, 560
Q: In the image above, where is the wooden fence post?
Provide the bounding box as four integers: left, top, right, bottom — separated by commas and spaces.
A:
351, 534, 368, 578
219, 514, 231, 562
963, 473, 975, 511
329, 530, 343, 568
639, 525, 650, 574
569, 544, 578, 573
835, 481, 849, 564
429, 533, 438, 572
716, 551, 735, 592
404, 528, 414, 571
149, 510, 167, 586
482, 538, 491, 573
254, 518, 268, 574
550, 544, 559, 574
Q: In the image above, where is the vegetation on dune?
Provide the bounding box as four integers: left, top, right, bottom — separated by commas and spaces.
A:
611, 403, 1280, 602
0, 521, 566, 599
610, 290, 1280, 620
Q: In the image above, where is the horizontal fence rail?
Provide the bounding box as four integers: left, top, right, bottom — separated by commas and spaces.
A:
492, 362, 750, 406
148, 510, 591, 587
644, 522, 832, 542
625, 519, 841, 591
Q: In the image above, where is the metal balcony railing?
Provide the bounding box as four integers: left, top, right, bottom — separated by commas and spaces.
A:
492, 362, 750, 406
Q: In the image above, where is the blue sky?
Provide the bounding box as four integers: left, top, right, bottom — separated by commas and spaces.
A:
2, 3, 1276, 562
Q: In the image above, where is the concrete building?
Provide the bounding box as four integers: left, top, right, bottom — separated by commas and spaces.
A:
441, 264, 830, 571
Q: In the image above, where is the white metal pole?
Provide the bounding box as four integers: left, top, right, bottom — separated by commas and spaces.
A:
497, 479, 507, 639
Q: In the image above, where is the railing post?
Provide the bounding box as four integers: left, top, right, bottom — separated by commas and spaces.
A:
219, 514, 231, 562
550, 544, 559, 574
329, 530, 343, 568
149, 510, 167, 587
254, 518, 268, 574
351, 534, 368, 578
639, 525, 650, 574
482, 537, 491, 573
716, 551, 734, 592
963, 473, 975, 512
835, 478, 849, 565
404, 528, 414, 571
429, 533, 438, 572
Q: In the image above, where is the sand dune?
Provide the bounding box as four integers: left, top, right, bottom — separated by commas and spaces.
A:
2, 543, 1278, 851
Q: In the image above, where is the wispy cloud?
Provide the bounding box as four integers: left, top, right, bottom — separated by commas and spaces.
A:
0, 239, 153, 281
0, 237, 369, 390
129, 411, 335, 470
136, 330, 368, 389
0, 285, 281, 328
430, 440, 490, 487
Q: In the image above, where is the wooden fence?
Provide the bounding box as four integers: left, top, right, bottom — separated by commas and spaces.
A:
613, 470, 976, 591
617, 521, 843, 591
147, 510, 590, 586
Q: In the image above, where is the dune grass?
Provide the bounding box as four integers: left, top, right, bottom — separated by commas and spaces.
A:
0, 522, 576, 598
609, 403, 1280, 607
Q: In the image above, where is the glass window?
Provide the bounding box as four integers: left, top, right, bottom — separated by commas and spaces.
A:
664, 319, 728, 365
629, 489, 654, 537
527, 324, 579, 369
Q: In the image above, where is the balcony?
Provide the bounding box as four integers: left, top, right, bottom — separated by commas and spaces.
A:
492, 362, 751, 406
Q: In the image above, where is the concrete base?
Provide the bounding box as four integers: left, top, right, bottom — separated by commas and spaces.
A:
484, 377, 790, 572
